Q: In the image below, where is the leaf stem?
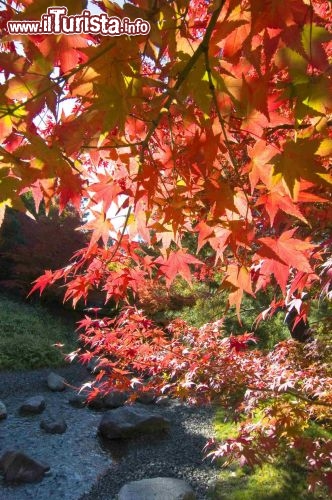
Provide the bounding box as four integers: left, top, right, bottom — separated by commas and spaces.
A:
248, 385, 332, 408
0, 42, 116, 120
140, 0, 225, 150
108, 205, 132, 262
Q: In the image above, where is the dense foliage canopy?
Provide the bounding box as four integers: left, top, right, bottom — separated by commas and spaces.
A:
1, 0, 331, 492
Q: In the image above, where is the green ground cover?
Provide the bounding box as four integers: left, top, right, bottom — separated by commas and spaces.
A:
0, 294, 77, 370
211, 409, 330, 500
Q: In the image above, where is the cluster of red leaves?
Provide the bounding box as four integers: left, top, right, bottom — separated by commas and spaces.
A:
1, 0, 332, 492
70, 306, 332, 492
207, 337, 332, 493
0, 207, 86, 298
71, 306, 257, 401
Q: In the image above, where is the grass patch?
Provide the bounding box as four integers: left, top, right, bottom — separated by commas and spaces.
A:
211, 409, 328, 500
0, 294, 78, 371
211, 461, 314, 500
214, 408, 239, 440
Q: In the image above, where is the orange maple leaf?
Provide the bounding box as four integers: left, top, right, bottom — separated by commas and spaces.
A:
155, 250, 202, 286
259, 229, 314, 273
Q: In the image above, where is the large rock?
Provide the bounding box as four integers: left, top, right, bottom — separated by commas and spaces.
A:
103, 391, 129, 409
86, 357, 102, 374
47, 372, 66, 391
136, 391, 156, 405
118, 477, 196, 500
40, 415, 67, 434
0, 451, 50, 483
98, 405, 170, 439
0, 400, 7, 419
68, 393, 86, 408
87, 390, 129, 410
19, 396, 46, 415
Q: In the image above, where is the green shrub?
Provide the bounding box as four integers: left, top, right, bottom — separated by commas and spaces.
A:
0, 294, 77, 370
157, 279, 291, 350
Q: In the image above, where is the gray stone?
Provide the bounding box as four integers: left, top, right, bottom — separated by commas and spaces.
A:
47, 372, 66, 391
19, 396, 46, 415
118, 477, 196, 500
136, 391, 156, 404
68, 393, 86, 408
87, 390, 128, 410
0, 400, 7, 419
87, 357, 102, 374
87, 394, 105, 410
155, 396, 171, 407
98, 405, 170, 440
103, 391, 129, 409
0, 450, 50, 484
40, 415, 67, 434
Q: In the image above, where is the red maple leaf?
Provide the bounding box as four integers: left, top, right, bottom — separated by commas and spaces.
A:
155, 251, 203, 286
259, 229, 314, 273
79, 210, 114, 248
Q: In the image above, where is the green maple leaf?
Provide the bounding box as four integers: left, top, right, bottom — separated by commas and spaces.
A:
272, 139, 331, 197
301, 24, 332, 65
292, 75, 331, 119
279, 47, 332, 120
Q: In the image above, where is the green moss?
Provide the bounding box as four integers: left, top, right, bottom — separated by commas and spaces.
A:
212, 408, 328, 500
214, 408, 239, 440
157, 281, 291, 350
304, 421, 332, 440
0, 295, 77, 370
211, 462, 314, 500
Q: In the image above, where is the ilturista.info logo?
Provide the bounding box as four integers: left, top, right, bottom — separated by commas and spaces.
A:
7, 6, 151, 36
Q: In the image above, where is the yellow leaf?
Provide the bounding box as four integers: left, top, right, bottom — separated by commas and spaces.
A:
5, 76, 38, 100
0, 204, 5, 229
0, 115, 12, 142
316, 139, 332, 157
272, 139, 330, 197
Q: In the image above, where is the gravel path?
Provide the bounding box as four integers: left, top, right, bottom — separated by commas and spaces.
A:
0, 366, 219, 500
80, 402, 220, 500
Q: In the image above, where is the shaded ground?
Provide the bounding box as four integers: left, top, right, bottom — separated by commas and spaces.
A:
0, 365, 219, 500
0, 365, 110, 500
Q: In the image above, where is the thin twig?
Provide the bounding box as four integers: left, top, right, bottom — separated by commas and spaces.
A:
248, 385, 332, 408
139, 0, 225, 151
0, 42, 116, 120
108, 206, 132, 262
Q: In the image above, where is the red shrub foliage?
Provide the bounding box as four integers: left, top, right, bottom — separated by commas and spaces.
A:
1, 0, 332, 492
0, 208, 86, 300
72, 306, 332, 491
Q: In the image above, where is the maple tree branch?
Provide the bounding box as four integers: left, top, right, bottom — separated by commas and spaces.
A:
203, 49, 252, 216
140, 0, 225, 149
203, 50, 239, 170
247, 385, 332, 408
108, 206, 132, 263
265, 119, 332, 135
81, 141, 143, 150
0, 42, 116, 120
61, 154, 82, 175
